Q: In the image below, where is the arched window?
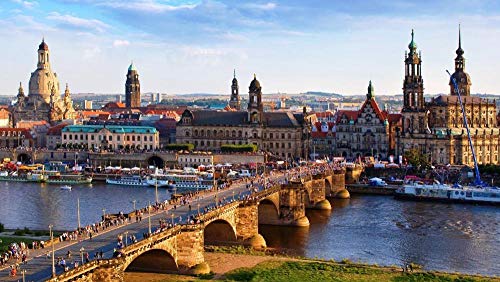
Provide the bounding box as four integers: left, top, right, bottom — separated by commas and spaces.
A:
185, 131, 190, 137
194, 130, 198, 137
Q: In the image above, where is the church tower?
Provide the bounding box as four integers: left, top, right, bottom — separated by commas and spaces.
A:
403, 29, 424, 111
125, 62, 141, 108
401, 30, 428, 134
248, 74, 263, 124
449, 25, 471, 96
229, 69, 241, 110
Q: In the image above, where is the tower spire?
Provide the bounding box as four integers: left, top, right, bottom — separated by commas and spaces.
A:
234, 69, 236, 79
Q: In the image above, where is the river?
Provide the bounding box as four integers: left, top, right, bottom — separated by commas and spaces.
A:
0, 182, 498, 276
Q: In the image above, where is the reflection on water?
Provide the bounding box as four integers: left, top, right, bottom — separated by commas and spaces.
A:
260, 195, 499, 276
0, 182, 171, 230
0, 182, 498, 275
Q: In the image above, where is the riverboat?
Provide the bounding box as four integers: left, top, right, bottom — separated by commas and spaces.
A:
395, 71, 500, 206
146, 175, 171, 188
0, 171, 28, 182
395, 181, 500, 205
163, 174, 213, 191
106, 175, 149, 187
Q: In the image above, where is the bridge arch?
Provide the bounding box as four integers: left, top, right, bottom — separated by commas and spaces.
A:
148, 155, 165, 168
258, 199, 280, 224
125, 249, 178, 273
204, 219, 237, 244
17, 153, 31, 164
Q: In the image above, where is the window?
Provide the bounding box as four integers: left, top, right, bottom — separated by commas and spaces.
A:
69, 135, 72, 140
150, 136, 153, 141
270, 133, 273, 139
132, 136, 135, 141
109, 136, 112, 141
63, 134, 66, 140
282, 133, 285, 139
137, 136, 141, 141
91, 135, 94, 141
117, 136, 120, 141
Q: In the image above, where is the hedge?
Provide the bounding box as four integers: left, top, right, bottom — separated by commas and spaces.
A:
221, 144, 258, 153
165, 143, 195, 151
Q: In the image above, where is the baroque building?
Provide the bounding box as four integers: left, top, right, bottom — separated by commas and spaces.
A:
11, 39, 76, 126
125, 62, 141, 108
176, 75, 310, 159
397, 28, 500, 165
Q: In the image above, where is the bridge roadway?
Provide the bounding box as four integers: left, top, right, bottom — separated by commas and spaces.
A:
1, 174, 286, 282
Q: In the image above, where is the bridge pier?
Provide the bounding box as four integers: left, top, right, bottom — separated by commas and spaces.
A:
236, 204, 267, 248
176, 227, 210, 275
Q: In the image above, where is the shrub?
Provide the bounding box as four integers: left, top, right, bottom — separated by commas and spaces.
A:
221, 144, 258, 153
0, 222, 4, 233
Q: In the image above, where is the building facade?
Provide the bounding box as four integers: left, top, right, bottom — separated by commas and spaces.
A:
335, 81, 393, 160
176, 75, 310, 160
396, 28, 500, 166
61, 125, 159, 151
125, 63, 141, 108
0, 128, 34, 148
10, 39, 76, 126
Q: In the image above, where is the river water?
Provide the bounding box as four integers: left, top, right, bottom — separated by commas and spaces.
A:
0, 182, 498, 276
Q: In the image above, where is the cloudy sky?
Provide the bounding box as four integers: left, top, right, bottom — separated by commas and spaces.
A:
1, 0, 500, 96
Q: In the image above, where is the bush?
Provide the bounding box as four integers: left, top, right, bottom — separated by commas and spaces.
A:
165, 143, 195, 151
221, 144, 258, 153
0, 222, 4, 233
14, 229, 25, 236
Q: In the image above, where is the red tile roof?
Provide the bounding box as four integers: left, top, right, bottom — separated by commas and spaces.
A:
47, 123, 68, 135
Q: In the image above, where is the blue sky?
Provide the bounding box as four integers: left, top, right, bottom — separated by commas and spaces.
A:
2, 0, 500, 96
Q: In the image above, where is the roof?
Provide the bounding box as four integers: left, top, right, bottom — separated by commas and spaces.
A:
128, 62, 137, 72
336, 110, 359, 123
311, 121, 335, 138
180, 110, 304, 128
47, 123, 68, 136
429, 95, 489, 106
0, 108, 10, 119
62, 125, 157, 134
16, 120, 50, 129
103, 102, 126, 109
387, 113, 402, 124
359, 98, 387, 121
38, 39, 48, 51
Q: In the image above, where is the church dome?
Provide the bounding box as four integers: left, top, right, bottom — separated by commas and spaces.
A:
450, 70, 471, 86
38, 39, 49, 51
128, 62, 137, 72
249, 74, 261, 91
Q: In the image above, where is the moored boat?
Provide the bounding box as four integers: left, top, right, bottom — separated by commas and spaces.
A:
60, 185, 72, 191
106, 175, 149, 187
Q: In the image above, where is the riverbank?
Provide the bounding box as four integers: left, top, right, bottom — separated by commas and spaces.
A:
124, 251, 498, 281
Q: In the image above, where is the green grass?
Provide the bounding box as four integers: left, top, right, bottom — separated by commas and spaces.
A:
222, 261, 497, 282
0, 236, 36, 252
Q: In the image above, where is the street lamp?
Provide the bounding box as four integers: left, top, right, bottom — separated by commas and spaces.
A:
79, 247, 85, 265
49, 224, 55, 278
197, 203, 200, 215
22, 269, 26, 282
77, 198, 81, 231
131, 200, 137, 211
102, 208, 106, 222
232, 190, 235, 201
171, 213, 174, 225
124, 231, 129, 247
148, 201, 152, 235
155, 178, 159, 204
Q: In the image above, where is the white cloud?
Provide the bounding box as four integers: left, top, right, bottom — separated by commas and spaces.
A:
97, 0, 198, 13
113, 39, 130, 47
46, 12, 110, 33
247, 2, 277, 11
11, 0, 38, 9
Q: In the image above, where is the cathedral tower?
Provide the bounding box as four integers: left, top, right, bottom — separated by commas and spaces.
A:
229, 69, 241, 110
403, 29, 424, 111
449, 25, 471, 96
401, 30, 428, 134
248, 74, 263, 124
125, 62, 141, 108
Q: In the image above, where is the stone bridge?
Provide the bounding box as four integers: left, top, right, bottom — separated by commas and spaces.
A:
47, 170, 348, 282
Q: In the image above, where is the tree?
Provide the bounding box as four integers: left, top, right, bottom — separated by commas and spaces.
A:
164, 143, 195, 151
404, 148, 430, 170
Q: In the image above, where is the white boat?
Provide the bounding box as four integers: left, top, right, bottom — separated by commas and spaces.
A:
146, 175, 171, 188
395, 181, 500, 205
106, 175, 149, 187
60, 185, 72, 191
164, 174, 213, 191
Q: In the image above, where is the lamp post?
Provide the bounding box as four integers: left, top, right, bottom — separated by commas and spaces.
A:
102, 208, 106, 222
77, 198, 81, 231
132, 200, 136, 211
197, 203, 200, 215
79, 247, 85, 265
148, 201, 151, 235
124, 231, 129, 247
232, 190, 235, 201
155, 178, 159, 204
49, 224, 55, 278
22, 269, 26, 282
171, 213, 174, 225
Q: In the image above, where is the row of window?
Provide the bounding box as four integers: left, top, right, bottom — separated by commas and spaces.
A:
187, 129, 295, 139
63, 134, 156, 142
